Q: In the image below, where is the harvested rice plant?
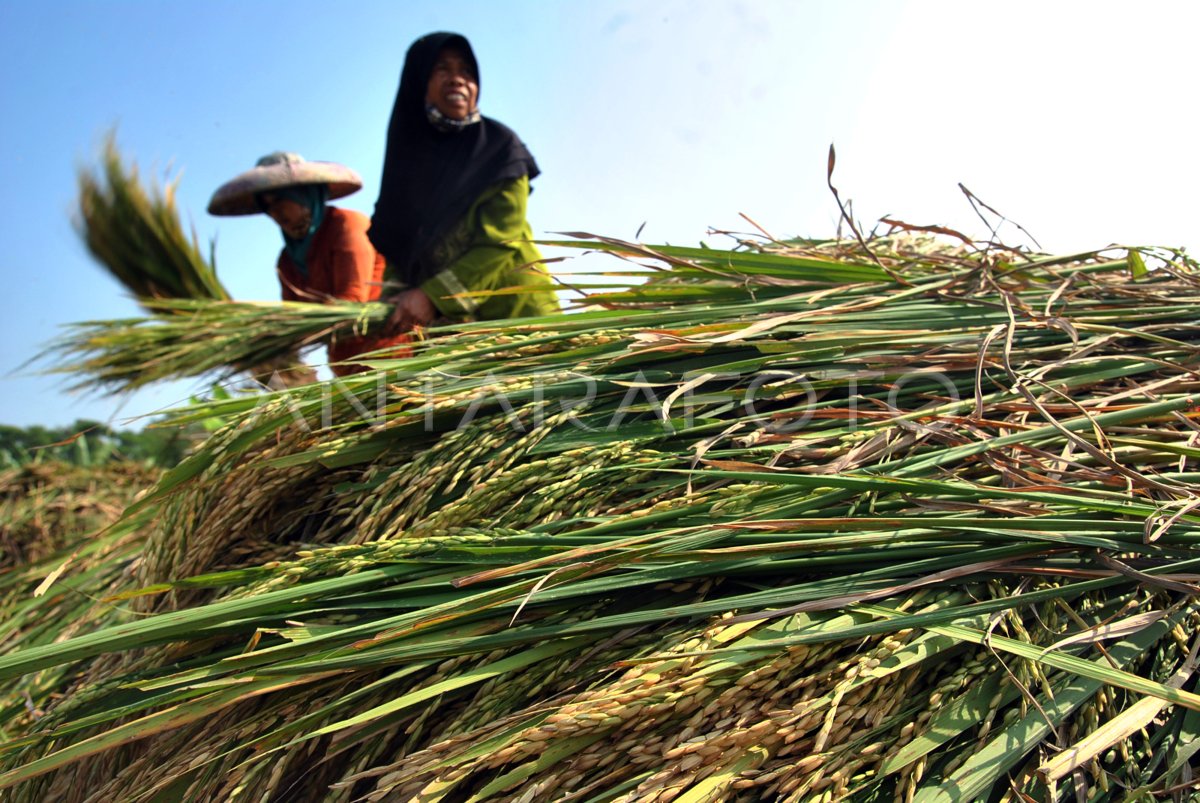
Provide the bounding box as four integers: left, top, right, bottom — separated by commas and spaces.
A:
5, 155, 1200, 802
0, 460, 158, 571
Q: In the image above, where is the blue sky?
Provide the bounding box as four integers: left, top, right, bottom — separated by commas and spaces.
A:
2, 1, 1198, 428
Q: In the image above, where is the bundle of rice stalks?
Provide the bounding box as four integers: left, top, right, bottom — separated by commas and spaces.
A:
49, 297, 387, 392
77, 135, 229, 304
4, 233, 1200, 802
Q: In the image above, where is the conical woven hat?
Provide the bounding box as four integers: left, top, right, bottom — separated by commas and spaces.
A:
208, 152, 363, 216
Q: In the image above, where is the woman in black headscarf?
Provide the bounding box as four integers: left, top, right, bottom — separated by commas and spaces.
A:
370, 32, 559, 333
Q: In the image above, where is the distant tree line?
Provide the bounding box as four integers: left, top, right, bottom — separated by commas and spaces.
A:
0, 420, 197, 468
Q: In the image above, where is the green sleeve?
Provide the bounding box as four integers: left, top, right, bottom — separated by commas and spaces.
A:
419, 175, 539, 318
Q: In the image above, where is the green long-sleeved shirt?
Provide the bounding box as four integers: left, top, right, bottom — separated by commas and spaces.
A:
402, 175, 559, 321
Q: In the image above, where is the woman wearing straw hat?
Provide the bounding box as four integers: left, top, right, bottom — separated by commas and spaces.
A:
369, 32, 559, 335
208, 152, 410, 377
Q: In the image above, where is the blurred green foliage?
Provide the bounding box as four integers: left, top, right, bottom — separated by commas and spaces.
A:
0, 419, 197, 468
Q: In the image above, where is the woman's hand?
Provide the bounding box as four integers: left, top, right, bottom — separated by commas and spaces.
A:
383, 288, 438, 335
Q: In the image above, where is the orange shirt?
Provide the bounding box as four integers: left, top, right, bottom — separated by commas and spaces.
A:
277, 206, 410, 375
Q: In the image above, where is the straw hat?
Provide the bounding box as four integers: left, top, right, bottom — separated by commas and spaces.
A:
207, 152, 363, 216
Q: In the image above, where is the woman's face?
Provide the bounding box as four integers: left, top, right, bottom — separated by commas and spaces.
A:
262, 194, 312, 239
425, 47, 478, 121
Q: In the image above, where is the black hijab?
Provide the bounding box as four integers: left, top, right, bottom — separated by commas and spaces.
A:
368, 32, 540, 286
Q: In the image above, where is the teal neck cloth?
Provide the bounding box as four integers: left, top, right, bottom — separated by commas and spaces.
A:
263, 184, 329, 276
